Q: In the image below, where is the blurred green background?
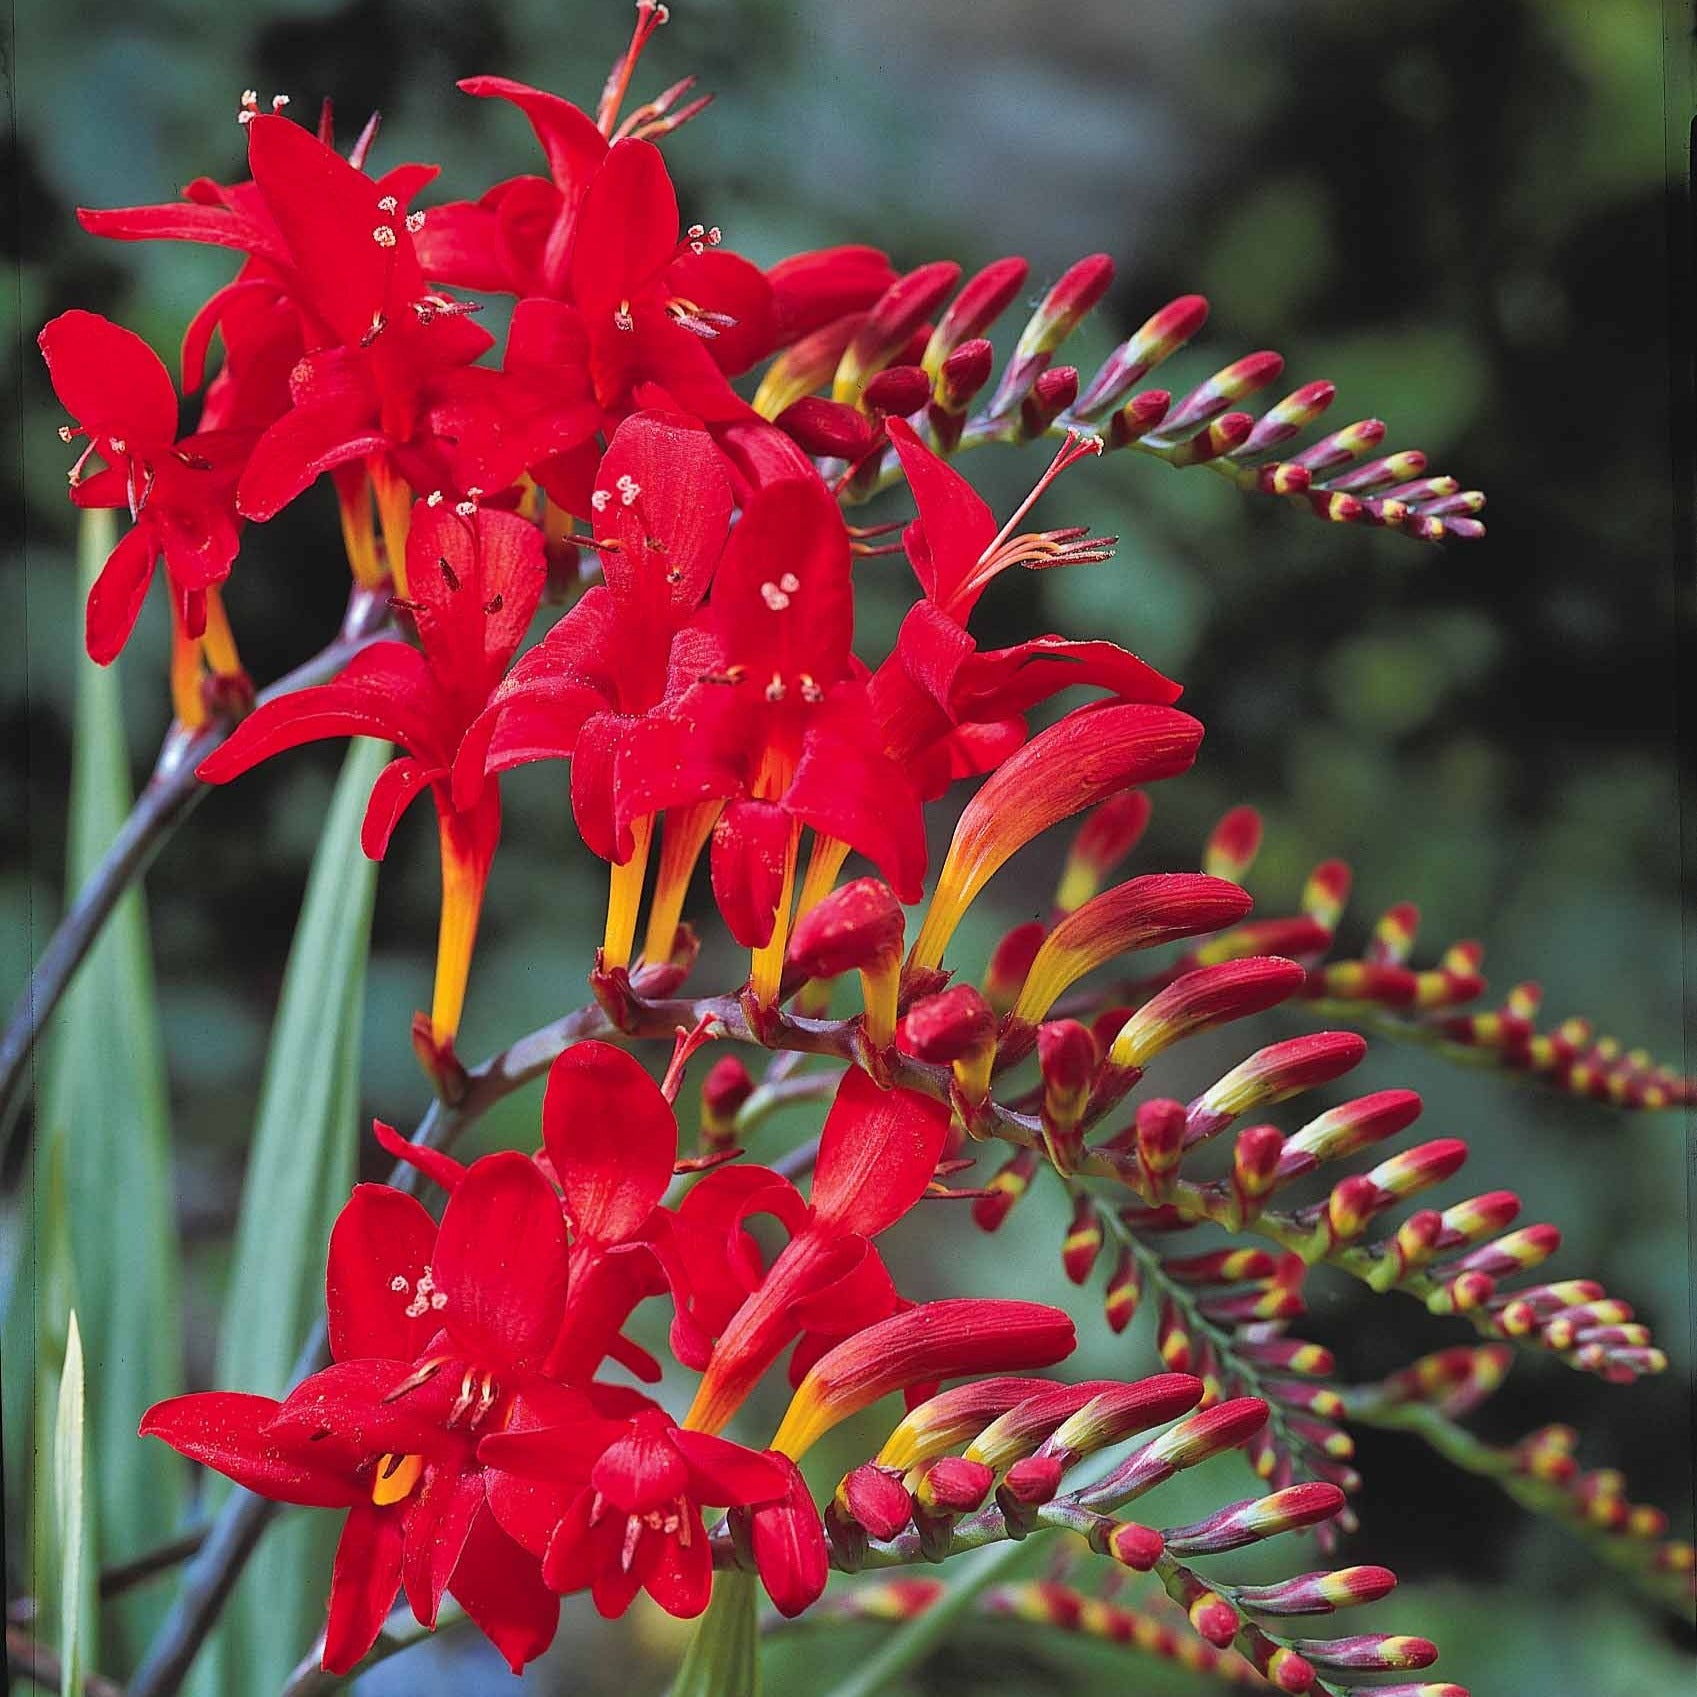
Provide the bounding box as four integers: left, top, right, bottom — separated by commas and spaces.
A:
3, 0, 1691, 1691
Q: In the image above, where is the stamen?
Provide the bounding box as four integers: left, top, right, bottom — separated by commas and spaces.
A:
372, 225, 397, 248
760, 580, 792, 611
764, 673, 786, 703
615, 473, 641, 506
620, 1516, 643, 1572
614, 300, 635, 332
405, 210, 426, 233
376, 195, 399, 215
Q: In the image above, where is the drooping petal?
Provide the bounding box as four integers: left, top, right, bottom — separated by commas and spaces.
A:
784, 728, 927, 905
323, 1500, 406, 1675
458, 76, 608, 201
810, 1068, 951, 1239
747, 1456, 829, 1617
710, 797, 793, 950
447, 1505, 561, 1672
433, 1152, 569, 1374
402, 1465, 484, 1629
267, 1359, 452, 1458
84, 524, 159, 665
326, 1183, 440, 1362
140, 1392, 361, 1506
886, 418, 997, 609
236, 401, 388, 522
359, 757, 441, 861
642, 1520, 713, 1619
541, 1042, 678, 1243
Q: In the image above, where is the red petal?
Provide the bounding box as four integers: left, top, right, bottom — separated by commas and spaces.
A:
766, 245, 899, 343
541, 1042, 678, 1242
784, 728, 927, 904
236, 402, 387, 521
446, 1505, 561, 1672
433, 1152, 569, 1373
748, 1457, 829, 1617
84, 524, 158, 665
326, 1183, 440, 1363
952, 636, 1183, 718
671, 1429, 790, 1508
710, 476, 852, 681
709, 797, 793, 950
567, 138, 678, 314
594, 410, 731, 609
402, 1465, 484, 1629
642, 1521, 712, 1618
140, 1392, 360, 1506
665, 248, 775, 375
459, 76, 607, 200
810, 1068, 950, 1239
39, 310, 178, 448
268, 1360, 450, 1458
412, 197, 513, 292
886, 419, 997, 611
323, 1501, 405, 1674
371, 1116, 469, 1192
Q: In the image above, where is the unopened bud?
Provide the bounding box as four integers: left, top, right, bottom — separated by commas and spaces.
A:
922, 256, 1029, 372
899, 983, 997, 1115
834, 261, 962, 402
1074, 293, 1206, 422
1060, 1192, 1103, 1284
1079, 1396, 1269, 1509
699, 1053, 755, 1151
982, 920, 1046, 1016
1203, 805, 1263, 881
1277, 1089, 1423, 1180
1134, 1097, 1187, 1199
1301, 859, 1352, 930
1056, 790, 1153, 914
776, 396, 874, 459
1020, 364, 1079, 438
836, 1463, 913, 1541
1103, 1247, 1143, 1333
1234, 1564, 1397, 1616
790, 877, 904, 1048
914, 1456, 994, 1516
1163, 1482, 1345, 1555
1108, 957, 1306, 1073
861, 362, 933, 417
1187, 1032, 1368, 1146
972, 1147, 1038, 1232
1038, 1019, 1097, 1172
934, 337, 995, 416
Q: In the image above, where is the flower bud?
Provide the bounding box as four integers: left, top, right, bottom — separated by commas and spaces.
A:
776, 395, 874, 459
996, 1454, 1063, 1533
1008, 874, 1252, 1035
914, 1456, 994, 1515
909, 699, 1201, 970
1107, 386, 1171, 445
899, 983, 998, 1116
1156, 1296, 1193, 1373
1186, 1032, 1367, 1146
1108, 957, 1306, 1073
1135, 1096, 1187, 1198
1019, 365, 1079, 438
876, 1377, 1048, 1471
1203, 804, 1263, 881
1234, 1565, 1398, 1616
835, 1463, 915, 1541
1290, 1634, 1439, 1672
746, 1454, 830, 1617
1073, 293, 1209, 421
771, 1300, 1076, 1459
1363, 1137, 1468, 1201
1162, 1482, 1345, 1555
699, 1053, 755, 1152
1162, 1247, 1280, 1285
963, 1379, 1121, 1469
934, 338, 995, 417
861, 363, 933, 418
834, 261, 962, 402
1301, 858, 1352, 929
1240, 379, 1336, 455
1060, 1192, 1104, 1284
987, 253, 1114, 416
1077, 1396, 1268, 1509
1039, 1375, 1205, 1466
1231, 1124, 1286, 1222
972, 1148, 1038, 1231
1276, 1089, 1423, 1180
789, 876, 905, 1046
1289, 416, 1387, 473
1165, 411, 1253, 466
1098, 1519, 1165, 1571
1195, 914, 1332, 966
1186, 1589, 1241, 1646
921, 256, 1029, 371
982, 920, 1047, 1017
1103, 1247, 1142, 1333
1038, 1019, 1097, 1172
1055, 790, 1153, 914
1160, 350, 1285, 438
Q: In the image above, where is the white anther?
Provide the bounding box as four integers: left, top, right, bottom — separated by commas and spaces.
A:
613, 301, 635, 332
405, 210, 425, 233
760, 581, 792, 611
778, 571, 800, 594
373, 225, 397, 248
426, 489, 446, 507
271, 94, 290, 111
687, 223, 704, 240
109, 439, 126, 454
430, 1291, 447, 1310
764, 673, 786, 702
377, 195, 399, 214
591, 488, 612, 513
455, 499, 477, 517
615, 473, 640, 506
389, 1275, 408, 1292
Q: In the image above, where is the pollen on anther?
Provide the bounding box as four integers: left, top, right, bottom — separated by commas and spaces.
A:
591, 488, 612, 513
778, 571, 800, 594
377, 195, 400, 214
405, 211, 426, 233
615, 473, 641, 506
373, 225, 397, 248
426, 489, 446, 507
57, 425, 74, 443
760, 581, 792, 611
389, 1275, 409, 1293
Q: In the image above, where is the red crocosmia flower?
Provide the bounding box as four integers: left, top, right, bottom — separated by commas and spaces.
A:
563, 137, 774, 420
232, 114, 493, 589
764, 244, 901, 346
677, 1068, 952, 1437
198, 503, 545, 1082
142, 1155, 575, 1673
39, 309, 250, 726
742, 1452, 831, 1617
868, 418, 1184, 799
480, 1409, 789, 1619
453, 410, 733, 971
615, 471, 927, 1001
536, 1042, 679, 1383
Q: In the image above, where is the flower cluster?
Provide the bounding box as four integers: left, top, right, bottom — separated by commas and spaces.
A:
40, 5, 1683, 1691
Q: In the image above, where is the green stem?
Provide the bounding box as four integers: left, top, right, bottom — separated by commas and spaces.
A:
672, 1571, 761, 1697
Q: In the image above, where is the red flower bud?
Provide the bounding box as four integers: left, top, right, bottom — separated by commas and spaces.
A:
700, 1053, 755, 1150
836, 1463, 914, 1541
915, 1456, 994, 1515
922, 256, 1029, 370
747, 1454, 830, 1618
983, 920, 1047, 1016
861, 363, 933, 417
934, 338, 995, 415
1203, 805, 1263, 881
775, 395, 874, 459
1056, 789, 1153, 914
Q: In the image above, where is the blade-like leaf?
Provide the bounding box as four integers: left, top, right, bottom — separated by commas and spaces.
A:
195, 734, 387, 1695
54, 1310, 94, 1697
4, 506, 183, 1668
672, 1572, 761, 1697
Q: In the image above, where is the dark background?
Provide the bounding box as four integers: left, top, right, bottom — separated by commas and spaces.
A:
4, 0, 1692, 1691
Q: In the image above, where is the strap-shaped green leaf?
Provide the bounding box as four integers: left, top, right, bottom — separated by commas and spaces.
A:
196, 732, 387, 1695
4, 506, 183, 1669
672, 1571, 762, 1697
54, 1310, 94, 1697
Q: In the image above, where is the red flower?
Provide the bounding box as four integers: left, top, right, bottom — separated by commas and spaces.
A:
39, 309, 250, 725
198, 502, 545, 1076
142, 1155, 574, 1672
869, 418, 1183, 799
452, 409, 733, 970
482, 1408, 788, 1619
677, 1067, 952, 1436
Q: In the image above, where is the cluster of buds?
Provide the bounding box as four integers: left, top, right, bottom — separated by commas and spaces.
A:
1165, 808, 1693, 1110
1342, 1348, 1696, 1615
40, 6, 1678, 1690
